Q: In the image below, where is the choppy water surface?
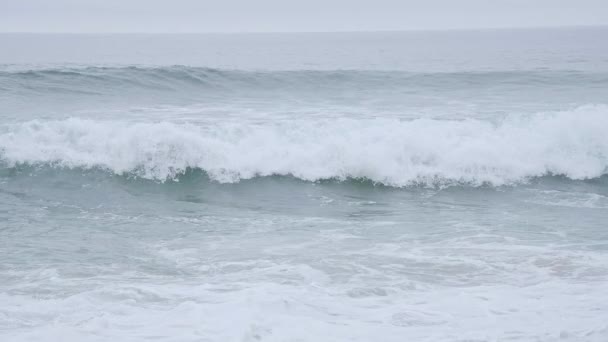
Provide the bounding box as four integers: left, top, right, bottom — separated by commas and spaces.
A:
1, 28, 608, 341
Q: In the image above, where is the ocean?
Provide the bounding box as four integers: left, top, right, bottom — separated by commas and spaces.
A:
1, 27, 608, 341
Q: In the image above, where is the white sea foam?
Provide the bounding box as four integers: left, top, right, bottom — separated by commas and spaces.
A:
1, 105, 607, 186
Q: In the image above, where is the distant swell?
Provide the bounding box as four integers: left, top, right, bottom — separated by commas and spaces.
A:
2, 66, 607, 96
1, 105, 607, 187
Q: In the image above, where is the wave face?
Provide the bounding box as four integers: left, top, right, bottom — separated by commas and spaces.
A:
1, 105, 607, 187
2, 66, 607, 96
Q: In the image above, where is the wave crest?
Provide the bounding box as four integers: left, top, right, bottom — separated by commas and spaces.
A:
2, 66, 606, 96
1, 105, 607, 187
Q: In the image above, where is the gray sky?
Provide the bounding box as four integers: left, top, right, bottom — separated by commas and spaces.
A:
1, 0, 607, 33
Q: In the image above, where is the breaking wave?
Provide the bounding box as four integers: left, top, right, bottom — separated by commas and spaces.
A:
1, 105, 607, 187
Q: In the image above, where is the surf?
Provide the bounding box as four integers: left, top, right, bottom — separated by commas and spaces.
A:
1, 105, 607, 187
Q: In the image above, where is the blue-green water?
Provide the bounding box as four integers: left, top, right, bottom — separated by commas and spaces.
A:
1, 28, 608, 341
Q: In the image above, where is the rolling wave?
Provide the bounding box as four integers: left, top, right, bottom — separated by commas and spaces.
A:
2, 66, 606, 96
1, 105, 607, 187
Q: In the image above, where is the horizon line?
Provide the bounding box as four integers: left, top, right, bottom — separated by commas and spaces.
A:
1, 24, 606, 35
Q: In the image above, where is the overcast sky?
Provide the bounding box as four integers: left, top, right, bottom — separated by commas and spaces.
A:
1, 0, 607, 33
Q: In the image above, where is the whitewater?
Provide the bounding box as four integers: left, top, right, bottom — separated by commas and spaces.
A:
1, 28, 608, 342
1, 105, 608, 185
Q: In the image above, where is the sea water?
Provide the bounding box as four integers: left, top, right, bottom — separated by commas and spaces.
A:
1, 28, 608, 341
